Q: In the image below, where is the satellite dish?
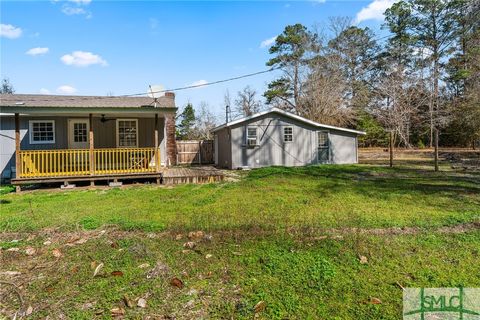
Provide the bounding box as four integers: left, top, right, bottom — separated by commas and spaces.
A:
147, 84, 165, 98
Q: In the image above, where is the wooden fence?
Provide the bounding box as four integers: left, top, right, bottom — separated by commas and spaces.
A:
176, 140, 214, 165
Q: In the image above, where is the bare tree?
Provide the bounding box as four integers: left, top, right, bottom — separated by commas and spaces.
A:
234, 86, 262, 118
192, 102, 218, 140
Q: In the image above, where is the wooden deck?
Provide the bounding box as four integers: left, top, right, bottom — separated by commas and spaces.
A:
11, 166, 224, 188
162, 166, 224, 185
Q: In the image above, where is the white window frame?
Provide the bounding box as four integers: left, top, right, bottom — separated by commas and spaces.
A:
246, 126, 257, 146
29, 120, 55, 144
116, 119, 139, 148
283, 126, 293, 143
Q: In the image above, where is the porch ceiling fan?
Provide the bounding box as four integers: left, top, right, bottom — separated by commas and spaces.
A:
100, 114, 115, 123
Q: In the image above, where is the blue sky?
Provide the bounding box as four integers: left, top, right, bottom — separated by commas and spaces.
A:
1, 0, 392, 118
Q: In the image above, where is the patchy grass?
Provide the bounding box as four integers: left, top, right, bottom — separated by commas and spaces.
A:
1, 163, 479, 319
0, 230, 479, 319
1, 165, 479, 233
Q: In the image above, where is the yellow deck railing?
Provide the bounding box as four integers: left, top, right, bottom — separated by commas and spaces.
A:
19, 148, 159, 178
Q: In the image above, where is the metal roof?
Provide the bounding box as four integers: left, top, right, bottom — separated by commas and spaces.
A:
212, 108, 366, 135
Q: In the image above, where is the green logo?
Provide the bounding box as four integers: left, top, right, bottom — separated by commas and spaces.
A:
403, 288, 480, 319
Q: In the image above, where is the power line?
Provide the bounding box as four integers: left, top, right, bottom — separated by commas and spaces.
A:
5, 67, 281, 103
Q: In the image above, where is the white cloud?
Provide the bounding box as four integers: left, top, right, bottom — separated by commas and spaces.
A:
56, 85, 77, 94
260, 36, 276, 49
61, 51, 108, 67
355, 0, 396, 23
62, 6, 87, 15
26, 47, 49, 56
68, 0, 91, 4
39, 88, 51, 94
188, 80, 208, 88
0, 24, 22, 39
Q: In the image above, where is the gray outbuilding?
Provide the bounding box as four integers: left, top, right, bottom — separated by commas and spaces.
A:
212, 108, 365, 169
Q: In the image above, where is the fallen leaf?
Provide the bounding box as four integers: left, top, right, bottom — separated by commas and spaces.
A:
138, 263, 150, 269
6, 247, 19, 252
137, 298, 147, 308
93, 263, 104, 277
43, 240, 52, 246
111, 271, 124, 277
26, 306, 33, 316
254, 300, 266, 313
184, 299, 195, 309
25, 247, 36, 256
71, 266, 79, 274
359, 255, 368, 264
123, 295, 134, 308
369, 297, 382, 304
175, 234, 183, 240
75, 238, 88, 245
52, 249, 62, 258
110, 241, 119, 249
205, 254, 213, 259
188, 231, 205, 240
170, 277, 184, 289
183, 241, 196, 249
0, 271, 21, 277
110, 307, 125, 317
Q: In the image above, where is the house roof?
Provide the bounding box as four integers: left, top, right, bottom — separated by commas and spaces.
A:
212, 108, 366, 135
0, 93, 176, 109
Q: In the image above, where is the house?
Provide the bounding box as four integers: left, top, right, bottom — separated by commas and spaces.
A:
0, 93, 177, 187
212, 108, 365, 169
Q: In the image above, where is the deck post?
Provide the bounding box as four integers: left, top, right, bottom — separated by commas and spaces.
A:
154, 113, 160, 172
14, 113, 21, 180
89, 113, 95, 175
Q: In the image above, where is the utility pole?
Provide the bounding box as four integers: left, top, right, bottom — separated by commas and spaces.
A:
389, 131, 394, 168
434, 128, 439, 172
225, 105, 231, 123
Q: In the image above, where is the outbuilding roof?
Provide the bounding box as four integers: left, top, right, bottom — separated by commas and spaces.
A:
0, 93, 175, 109
212, 108, 366, 135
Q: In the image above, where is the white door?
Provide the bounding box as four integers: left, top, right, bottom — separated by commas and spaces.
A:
68, 119, 90, 149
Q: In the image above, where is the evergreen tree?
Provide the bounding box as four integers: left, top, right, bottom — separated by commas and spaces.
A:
264, 24, 317, 111
176, 103, 196, 140
0, 78, 15, 94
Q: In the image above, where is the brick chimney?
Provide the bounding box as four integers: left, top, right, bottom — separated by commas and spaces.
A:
164, 91, 177, 166
164, 91, 175, 99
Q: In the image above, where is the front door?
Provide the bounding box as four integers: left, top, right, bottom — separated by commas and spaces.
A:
68, 119, 90, 149
317, 131, 330, 164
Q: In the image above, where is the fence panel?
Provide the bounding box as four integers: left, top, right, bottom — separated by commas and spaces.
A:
176, 140, 214, 165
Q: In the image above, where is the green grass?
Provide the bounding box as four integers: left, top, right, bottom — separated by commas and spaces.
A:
1, 164, 479, 319
1, 165, 479, 232
1, 231, 479, 319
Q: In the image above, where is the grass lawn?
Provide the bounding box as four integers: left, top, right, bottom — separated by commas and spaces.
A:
1, 164, 479, 319
1, 165, 479, 232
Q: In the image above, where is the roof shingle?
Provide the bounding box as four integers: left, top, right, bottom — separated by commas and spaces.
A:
0, 94, 175, 109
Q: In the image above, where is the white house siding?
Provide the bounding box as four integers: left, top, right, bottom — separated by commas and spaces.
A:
329, 131, 358, 164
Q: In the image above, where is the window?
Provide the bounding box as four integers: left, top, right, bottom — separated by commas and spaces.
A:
73, 122, 87, 142
317, 131, 329, 148
284, 126, 293, 142
246, 127, 257, 146
29, 120, 55, 144
117, 119, 138, 147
